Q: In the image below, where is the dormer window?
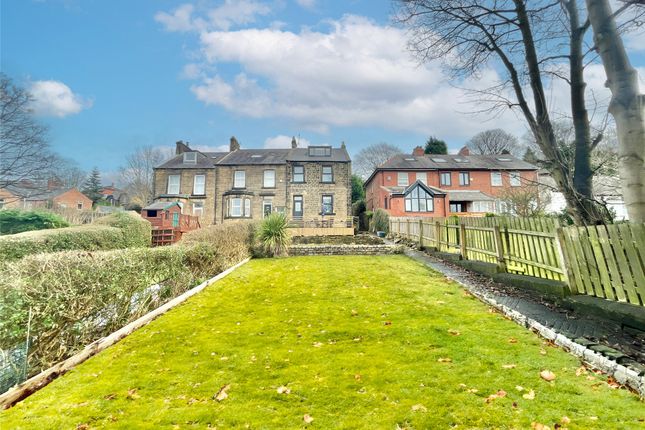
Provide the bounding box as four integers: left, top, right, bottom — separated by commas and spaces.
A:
431, 157, 447, 163
183, 152, 197, 164
308, 146, 332, 157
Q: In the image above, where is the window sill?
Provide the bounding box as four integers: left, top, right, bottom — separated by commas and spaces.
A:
291, 181, 306, 184
319, 212, 336, 216
262, 187, 276, 189
320, 181, 335, 184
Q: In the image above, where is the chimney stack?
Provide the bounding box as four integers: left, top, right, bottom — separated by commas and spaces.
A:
175, 140, 190, 155
458, 146, 470, 156
291, 136, 297, 148
230, 136, 240, 152
412, 146, 425, 156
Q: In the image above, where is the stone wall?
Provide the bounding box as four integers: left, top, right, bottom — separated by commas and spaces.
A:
153, 168, 216, 224
289, 244, 401, 256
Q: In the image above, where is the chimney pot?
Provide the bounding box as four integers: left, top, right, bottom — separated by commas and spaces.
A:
230, 136, 240, 152
291, 136, 297, 148
175, 140, 190, 155
458, 146, 470, 156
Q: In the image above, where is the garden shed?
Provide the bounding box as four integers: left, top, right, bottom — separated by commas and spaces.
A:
141, 201, 200, 245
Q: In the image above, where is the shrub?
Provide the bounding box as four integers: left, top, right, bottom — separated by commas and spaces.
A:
0, 222, 254, 373
0, 209, 69, 235
0, 211, 151, 261
256, 213, 290, 257
370, 209, 389, 234
352, 200, 369, 232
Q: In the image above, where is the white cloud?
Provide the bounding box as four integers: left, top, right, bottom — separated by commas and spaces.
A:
295, 0, 316, 10
264, 134, 311, 148
155, 1, 271, 32
188, 15, 523, 137
29, 80, 91, 118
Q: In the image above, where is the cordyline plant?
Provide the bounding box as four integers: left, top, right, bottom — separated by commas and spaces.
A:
256, 212, 291, 257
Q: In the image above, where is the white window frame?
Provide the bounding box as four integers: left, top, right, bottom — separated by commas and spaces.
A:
263, 170, 276, 188
167, 175, 181, 194
416, 172, 427, 185
193, 201, 204, 216
491, 171, 503, 187
404, 185, 434, 212
397, 172, 409, 187
234, 170, 246, 188
459, 172, 470, 186
193, 174, 206, 195
510, 171, 521, 187
440, 172, 451, 186
183, 152, 197, 164
321, 194, 334, 215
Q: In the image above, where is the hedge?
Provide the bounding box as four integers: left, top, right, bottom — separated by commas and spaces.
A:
0, 221, 255, 373
0, 211, 151, 261
0, 209, 69, 235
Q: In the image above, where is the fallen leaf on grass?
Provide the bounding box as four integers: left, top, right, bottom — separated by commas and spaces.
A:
540, 370, 556, 382
467, 388, 479, 394
277, 385, 291, 394
384, 321, 392, 326
522, 389, 536, 400
448, 329, 461, 336
351, 309, 358, 316
437, 357, 452, 363
606, 376, 621, 389
485, 390, 507, 403
515, 385, 524, 391
76, 425, 89, 430
312, 342, 323, 348
214, 384, 230, 402
303, 414, 314, 424
126, 389, 140, 400
411, 404, 427, 412
561, 416, 571, 424
502, 364, 516, 369
508, 338, 518, 344
531, 422, 550, 430
575, 366, 587, 376
539, 349, 547, 356
103, 393, 117, 400
354, 374, 361, 381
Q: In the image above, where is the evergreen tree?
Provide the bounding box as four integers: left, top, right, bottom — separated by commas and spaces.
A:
351, 174, 365, 203
424, 136, 448, 154
82, 167, 102, 204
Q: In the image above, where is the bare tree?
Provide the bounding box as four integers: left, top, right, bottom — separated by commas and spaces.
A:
394, 0, 640, 224
119, 146, 169, 206
353, 142, 403, 178
467, 129, 521, 156
585, 0, 645, 222
499, 186, 552, 217
47, 156, 87, 189
0, 74, 54, 194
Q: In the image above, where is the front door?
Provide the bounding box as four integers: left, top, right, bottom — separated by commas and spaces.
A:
172, 212, 180, 227
263, 201, 273, 217
293, 195, 303, 217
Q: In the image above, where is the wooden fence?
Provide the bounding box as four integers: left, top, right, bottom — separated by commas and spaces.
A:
390, 217, 644, 307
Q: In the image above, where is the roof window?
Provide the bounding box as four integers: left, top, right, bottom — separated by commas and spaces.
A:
497, 157, 513, 161
431, 157, 447, 162
404, 158, 415, 161
183, 152, 197, 164
454, 158, 469, 163
308, 146, 332, 157
251, 154, 263, 158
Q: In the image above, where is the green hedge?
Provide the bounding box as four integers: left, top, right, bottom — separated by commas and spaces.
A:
0, 209, 69, 235
0, 222, 255, 373
0, 211, 151, 261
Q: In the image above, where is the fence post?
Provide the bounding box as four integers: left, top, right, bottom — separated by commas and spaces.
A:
493, 226, 506, 272
419, 219, 424, 248
555, 227, 575, 293
459, 223, 467, 260
406, 219, 410, 238
435, 221, 442, 252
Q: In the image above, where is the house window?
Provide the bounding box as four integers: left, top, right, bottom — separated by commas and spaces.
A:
263, 198, 273, 217
510, 171, 521, 187
183, 152, 197, 164
193, 175, 206, 195
459, 172, 470, 186
322, 166, 333, 183
491, 171, 502, 186
293, 195, 303, 217
321, 195, 334, 215
263, 170, 276, 188
167, 175, 181, 194
440, 172, 451, 186
308, 146, 332, 157
416, 172, 427, 184
292, 165, 305, 183
450, 202, 467, 213
193, 201, 204, 216
77, 201, 83, 210
473, 201, 493, 212
229, 197, 251, 218
397, 172, 409, 186
234, 170, 246, 188
404, 185, 434, 212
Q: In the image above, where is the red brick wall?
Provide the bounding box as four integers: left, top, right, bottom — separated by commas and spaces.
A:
52, 188, 93, 210
388, 194, 447, 217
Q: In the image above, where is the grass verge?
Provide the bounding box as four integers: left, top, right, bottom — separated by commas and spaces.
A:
1, 255, 642, 429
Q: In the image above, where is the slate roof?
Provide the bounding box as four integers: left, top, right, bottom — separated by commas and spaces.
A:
0, 184, 70, 201
142, 201, 182, 210
155, 146, 350, 169
378, 154, 537, 171
388, 180, 446, 196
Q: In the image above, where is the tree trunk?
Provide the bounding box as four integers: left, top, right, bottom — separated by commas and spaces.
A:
585, 0, 645, 222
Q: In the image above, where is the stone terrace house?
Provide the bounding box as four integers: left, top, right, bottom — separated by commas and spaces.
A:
365, 146, 538, 217
153, 138, 352, 227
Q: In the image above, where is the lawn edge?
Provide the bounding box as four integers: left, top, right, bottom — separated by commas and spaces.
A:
400, 249, 645, 399
0, 257, 251, 410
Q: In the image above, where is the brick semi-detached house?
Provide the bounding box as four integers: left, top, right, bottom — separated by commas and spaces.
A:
365, 146, 538, 217
153, 137, 352, 229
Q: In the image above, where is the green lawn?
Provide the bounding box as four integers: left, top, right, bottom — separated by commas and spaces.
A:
1, 256, 643, 429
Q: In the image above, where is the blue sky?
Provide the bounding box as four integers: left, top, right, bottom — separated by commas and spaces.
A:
2, 0, 644, 181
